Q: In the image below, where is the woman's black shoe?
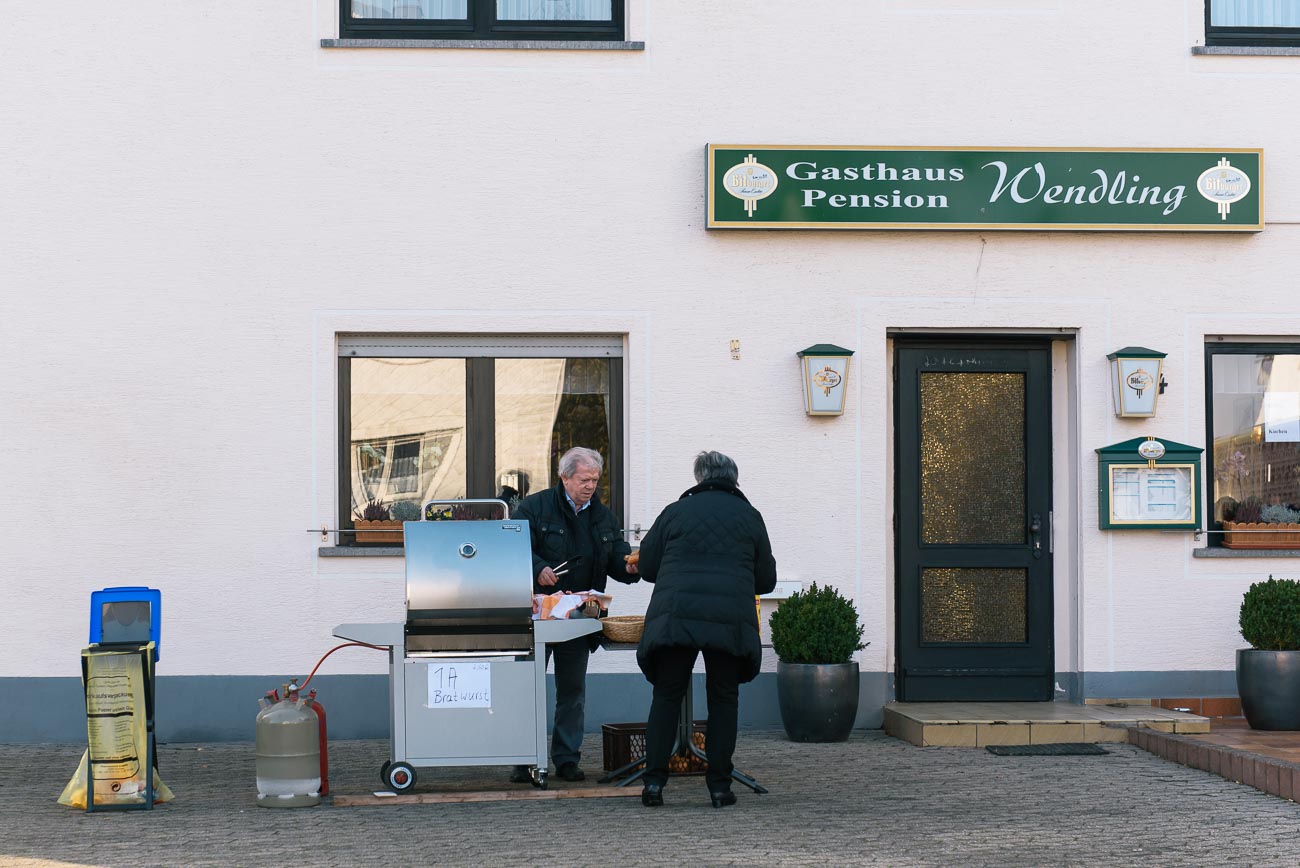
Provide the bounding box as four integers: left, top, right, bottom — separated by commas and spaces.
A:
641, 784, 664, 807
709, 790, 737, 808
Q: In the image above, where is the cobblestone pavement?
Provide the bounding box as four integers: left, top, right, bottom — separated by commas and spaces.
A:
2, 730, 1299, 868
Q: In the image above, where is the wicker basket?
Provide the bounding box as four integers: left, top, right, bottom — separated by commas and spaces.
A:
602, 615, 645, 643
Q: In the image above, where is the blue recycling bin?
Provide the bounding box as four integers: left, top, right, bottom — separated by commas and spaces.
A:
89, 586, 161, 661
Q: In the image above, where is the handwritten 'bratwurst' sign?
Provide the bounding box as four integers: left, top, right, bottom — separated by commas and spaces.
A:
706, 145, 1262, 231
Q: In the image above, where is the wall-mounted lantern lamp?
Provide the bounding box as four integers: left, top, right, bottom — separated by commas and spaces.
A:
798, 344, 854, 416
1107, 346, 1167, 418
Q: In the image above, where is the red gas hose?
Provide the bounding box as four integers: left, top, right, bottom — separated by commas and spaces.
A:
298, 641, 386, 691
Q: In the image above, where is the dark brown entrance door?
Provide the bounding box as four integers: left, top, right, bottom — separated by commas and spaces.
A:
894, 340, 1054, 701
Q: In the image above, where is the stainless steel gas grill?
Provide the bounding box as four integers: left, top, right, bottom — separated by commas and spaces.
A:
334, 512, 600, 792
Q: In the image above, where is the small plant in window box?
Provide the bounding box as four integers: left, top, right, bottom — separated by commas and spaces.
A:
1221, 497, 1300, 550
353, 498, 403, 544
390, 500, 422, 523
424, 501, 507, 521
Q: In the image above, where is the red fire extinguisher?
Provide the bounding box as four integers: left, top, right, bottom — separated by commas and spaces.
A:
306, 688, 329, 797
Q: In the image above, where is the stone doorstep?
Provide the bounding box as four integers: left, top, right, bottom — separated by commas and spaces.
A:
882, 705, 1209, 748
1128, 725, 1300, 802
885, 719, 1132, 748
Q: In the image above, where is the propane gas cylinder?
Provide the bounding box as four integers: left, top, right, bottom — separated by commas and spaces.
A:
255, 688, 321, 808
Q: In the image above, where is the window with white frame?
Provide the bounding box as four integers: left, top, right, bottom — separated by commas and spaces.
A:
338, 334, 624, 545
1206, 343, 1300, 542
1206, 1, 1300, 46
341, 0, 625, 41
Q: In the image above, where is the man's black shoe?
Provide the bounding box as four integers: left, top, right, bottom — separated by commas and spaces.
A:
709, 789, 737, 808
555, 762, 585, 782
509, 765, 531, 784
641, 783, 664, 807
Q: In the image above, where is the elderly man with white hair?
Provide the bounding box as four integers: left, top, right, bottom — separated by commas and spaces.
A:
511, 446, 639, 784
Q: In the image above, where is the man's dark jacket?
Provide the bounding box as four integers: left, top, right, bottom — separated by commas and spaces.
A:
515, 482, 634, 594
635, 480, 778, 684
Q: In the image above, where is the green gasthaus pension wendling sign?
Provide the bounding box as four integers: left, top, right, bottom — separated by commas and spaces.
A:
706, 145, 1263, 231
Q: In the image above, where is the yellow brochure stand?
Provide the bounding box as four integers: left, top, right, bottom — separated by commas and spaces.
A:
58, 642, 172, 811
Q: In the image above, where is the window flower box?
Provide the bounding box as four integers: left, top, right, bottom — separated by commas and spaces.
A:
1222, 522, 1300, 550
354, 520, 403, 545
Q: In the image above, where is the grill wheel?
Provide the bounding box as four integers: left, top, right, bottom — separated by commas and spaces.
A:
384, 761, 417, 792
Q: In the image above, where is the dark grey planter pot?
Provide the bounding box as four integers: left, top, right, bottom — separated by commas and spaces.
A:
776, 661, 860, 742
1237, 649, 1300, 730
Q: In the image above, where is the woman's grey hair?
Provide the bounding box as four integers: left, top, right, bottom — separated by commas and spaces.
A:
558, 447, 604, 479
694, 450, 738, 485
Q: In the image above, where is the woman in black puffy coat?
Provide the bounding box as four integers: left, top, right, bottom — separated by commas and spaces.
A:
634, 451, 777, 808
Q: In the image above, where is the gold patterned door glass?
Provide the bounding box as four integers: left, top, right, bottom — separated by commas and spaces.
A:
920, 372, 1026, 544
921, 568, 1027, 643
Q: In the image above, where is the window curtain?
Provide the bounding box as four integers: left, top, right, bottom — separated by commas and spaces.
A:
1211, 0, 1300, 26
563, 358, 611, 427
493, 359, 568, 496
352, 0, 467, 19
497, 0, 612, 21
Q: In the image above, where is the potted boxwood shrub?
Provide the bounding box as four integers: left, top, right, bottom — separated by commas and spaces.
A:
768, 582, 866, 742
1237, 575, 1300, 730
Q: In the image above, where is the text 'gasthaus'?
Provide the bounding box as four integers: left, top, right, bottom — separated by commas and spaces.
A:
788, 161, 961, 210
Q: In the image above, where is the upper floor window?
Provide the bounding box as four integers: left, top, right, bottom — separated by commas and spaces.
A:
1207, 1, 1300, 46
341, 0, 625, 41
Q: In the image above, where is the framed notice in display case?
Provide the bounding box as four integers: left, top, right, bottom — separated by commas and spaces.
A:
1106, 464, 1196, 526
1096, 438, 1203, 530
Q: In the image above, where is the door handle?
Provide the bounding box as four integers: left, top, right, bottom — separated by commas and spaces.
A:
1029, 513, 1043, 559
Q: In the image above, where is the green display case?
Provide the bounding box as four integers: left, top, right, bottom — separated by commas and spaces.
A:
1096, 437, 1203, 530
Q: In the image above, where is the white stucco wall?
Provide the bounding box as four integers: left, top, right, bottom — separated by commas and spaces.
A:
4, 0, 1299, 687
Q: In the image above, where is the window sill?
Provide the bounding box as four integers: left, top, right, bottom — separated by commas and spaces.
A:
1193, 547, 1300, 558
319, 546, 405, 557
1193, 45, 1300, 56
321, 38, 645, 50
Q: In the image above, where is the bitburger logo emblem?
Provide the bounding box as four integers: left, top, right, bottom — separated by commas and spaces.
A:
813, 365, 842, 397
1196, 158, 1251, 220
722, 154, 778, 217
1137, 439, 1166, 461
1126, 367, 1155, 399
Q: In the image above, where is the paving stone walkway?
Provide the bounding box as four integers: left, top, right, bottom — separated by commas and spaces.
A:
2, 730, 1298, 867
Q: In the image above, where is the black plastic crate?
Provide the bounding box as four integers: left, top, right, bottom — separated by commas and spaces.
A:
601, 721, 708, 774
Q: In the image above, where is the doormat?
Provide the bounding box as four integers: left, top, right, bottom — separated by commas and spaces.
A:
986, 743, 1109, 756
